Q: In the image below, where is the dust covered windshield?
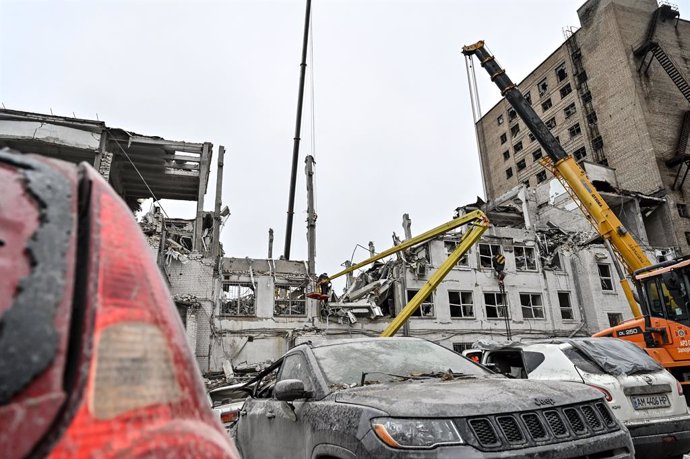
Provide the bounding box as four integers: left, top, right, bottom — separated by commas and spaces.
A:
312, 339, 488, 387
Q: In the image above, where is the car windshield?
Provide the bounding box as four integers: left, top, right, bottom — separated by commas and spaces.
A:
562, 338, 662, 376
312, 339, 489, 386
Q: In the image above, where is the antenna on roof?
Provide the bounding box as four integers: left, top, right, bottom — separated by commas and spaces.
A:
50, 108, 54, 115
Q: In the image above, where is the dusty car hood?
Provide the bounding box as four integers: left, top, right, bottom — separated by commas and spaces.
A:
334, 377, 601, 417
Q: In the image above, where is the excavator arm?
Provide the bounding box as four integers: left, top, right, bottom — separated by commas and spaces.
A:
321, 210, 490, 337
462, 41, 649, 318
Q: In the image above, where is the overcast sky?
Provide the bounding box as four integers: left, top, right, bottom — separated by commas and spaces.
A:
2, 0, 642, 279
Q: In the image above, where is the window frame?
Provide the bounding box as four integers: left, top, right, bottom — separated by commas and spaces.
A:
559, 83, 572, 98
478, 243, 502, 269
541, 98, 553, 112
500, 133, 508, 144
555, 62, 568, 82
516, 158, 526, 171
537, 78, 549, 97
536, 170, 547, 183
597, 263, 614, 291
506, 167, 514, 179
514, 246, 538, 271
221, 282, 257, 316
568, 123, 582, 138
448, 290, 475, 319
443, 239, 470, 268
520, 293, 545, 320
558, 291, 575, 321
484, 292, 509, 319
406, 289, 435, 318
274, 284, 307, 316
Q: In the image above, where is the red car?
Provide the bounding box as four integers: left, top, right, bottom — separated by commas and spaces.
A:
0, 150, 240, 459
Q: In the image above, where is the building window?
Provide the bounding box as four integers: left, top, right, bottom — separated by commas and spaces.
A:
506, 167, 513, 179
678, 203, 689, 218
582, 90, 592, 103
685, 232, 690, 245
444, 240, 469, 267
406, 289, 434, 317
564, 102, 577, 118
558, 292, 574, 320
538, 78, 548, 96
528, 132, 536, 142
221, 283, 256, 316
274, 285, 306, 316
523, 179, 530, 188
592, 135, 604, 151
555, 62, 567, 82
568, 123, 582, 138
514, 141, 524, 153
573, 146, 587, 161
541, 98, 553, 112
549, 252, 563, 270
517, 159, 526, 171
503, 150, 510, 160
520, 293, 545, 319
514, 246, 537, 271
546, 117, 557, 130
453, 342, 473, 353
484, 292, 508, 318
510, 123, 520, 137
532, 148, 543, 161
587, 111, 598, 125
500, 133, 508, 144
449, 291, 474, 318
598, 264, 614, 291
508, 108, 517, 122
536, 170, 547, 183
559, 83, 572, 98
497, 114, 504, 125
478, 243, 502, 269
524, 91, 532, 105
607, 312, 623, 327
577, 71, 588, 84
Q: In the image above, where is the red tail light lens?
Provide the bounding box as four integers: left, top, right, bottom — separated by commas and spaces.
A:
587, 384, 613, 402
221, 410, 239, 424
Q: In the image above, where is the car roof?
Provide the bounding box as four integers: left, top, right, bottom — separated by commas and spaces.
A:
298, 336, 425, 349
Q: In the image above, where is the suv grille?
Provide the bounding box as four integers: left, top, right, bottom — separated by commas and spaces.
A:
462, 402, 618, 451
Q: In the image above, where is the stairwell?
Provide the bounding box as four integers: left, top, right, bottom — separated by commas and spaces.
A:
666, 110, 690, 189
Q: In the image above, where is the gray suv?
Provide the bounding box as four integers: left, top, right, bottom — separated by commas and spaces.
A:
235, 337, 633, 458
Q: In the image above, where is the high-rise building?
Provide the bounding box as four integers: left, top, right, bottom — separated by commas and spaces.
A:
475, 0, 690, 253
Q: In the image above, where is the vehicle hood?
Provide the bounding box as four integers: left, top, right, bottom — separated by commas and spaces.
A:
334, 377, 601, 417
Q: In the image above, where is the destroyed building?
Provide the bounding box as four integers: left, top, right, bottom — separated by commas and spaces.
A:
474, 0, 690, 254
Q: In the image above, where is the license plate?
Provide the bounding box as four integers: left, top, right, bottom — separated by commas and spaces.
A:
631, 394, 671, 410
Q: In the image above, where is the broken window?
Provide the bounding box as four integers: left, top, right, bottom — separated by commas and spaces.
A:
514, 246, 537, 271
592, 135, 604, 151
523, 179, 530, 188
510, 123, 520, 137
678, 203, 689, 218
524, 91, 532, 105
452, 342, 474, 353
550, 252, 563, 270
559, 83, 572, 98
221, 283, 256, 316
520, 293, 545, 319
500, 133, 508, 144
516, 159, 526, 171
607, 312, 623, 327
536, 170, 547, 183
532, 148, 543, 161
546, 117, 557, 130
541, 98, 553, 112
478, 243, 502, 269
444, 240, 469, 267
555, 62, 567, 82
503, 150, 510, 160
558, 291, 574, 320
573, 146, 587, 161
564, 102, 577, 118
537, 78, 548, 96
274, 285, 306, 316
514, 141, 524, 153
497, 114, 504, 125
506, 167, 513, 179
508, 108, 517, 122
577, 71, 588, 84
568, 123, 582, 138
582, 90, 592, 103
484, 292, 508, 318
406, 289, 434, 317
598, 264, 614, 291
448, 291, 474, 318
528, 132, 536, 142
587, 111, 598, 125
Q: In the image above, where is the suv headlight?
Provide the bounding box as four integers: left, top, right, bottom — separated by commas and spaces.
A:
371, 417, 463, 449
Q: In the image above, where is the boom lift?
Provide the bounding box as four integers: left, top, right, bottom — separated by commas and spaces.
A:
317, 210, 490, 337
463, 40, 690, 389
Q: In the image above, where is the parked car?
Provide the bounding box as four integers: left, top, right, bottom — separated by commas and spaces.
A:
0, 151, 239, 458
480, 337, 690, 459
235, 337, 633, 458
209, 383, 249, 431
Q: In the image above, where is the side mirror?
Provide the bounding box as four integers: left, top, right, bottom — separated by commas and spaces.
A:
274, 379, 309, 402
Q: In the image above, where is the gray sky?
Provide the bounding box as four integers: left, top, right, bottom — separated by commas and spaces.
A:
2, 0, 616, 277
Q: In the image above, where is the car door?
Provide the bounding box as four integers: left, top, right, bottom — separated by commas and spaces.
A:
238, 353, 316, 459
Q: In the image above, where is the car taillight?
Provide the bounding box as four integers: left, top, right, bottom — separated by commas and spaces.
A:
221, 410, 239, 424
587, 384, 613, 402
678, 380, 684, 396
47, 166, 239, 458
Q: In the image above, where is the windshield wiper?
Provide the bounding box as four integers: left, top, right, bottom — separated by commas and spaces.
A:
360, 371, 414, 386
412, 370, 476, 380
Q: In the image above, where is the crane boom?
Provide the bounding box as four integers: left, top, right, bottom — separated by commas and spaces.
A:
462, 41, 649, 317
